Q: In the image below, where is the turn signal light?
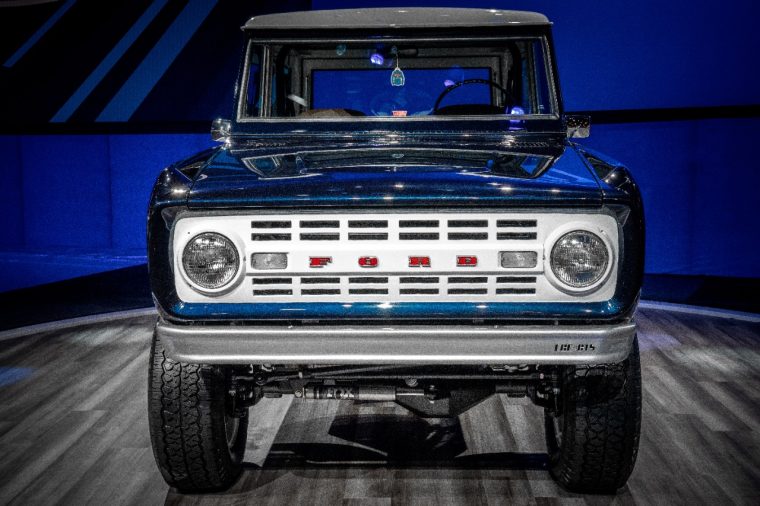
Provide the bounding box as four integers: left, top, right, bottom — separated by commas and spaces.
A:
251, 252, 288, 270
499, 251, 537, 268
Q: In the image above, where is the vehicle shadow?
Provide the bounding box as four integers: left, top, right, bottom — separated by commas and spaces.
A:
260, 413, 549, 468
164, 412, 553, 504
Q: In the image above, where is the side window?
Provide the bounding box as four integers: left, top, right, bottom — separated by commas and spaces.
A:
245, 46, 263, 116
518, 40, 552, 114
532, 41, 551, 114
269, 46, 294, 116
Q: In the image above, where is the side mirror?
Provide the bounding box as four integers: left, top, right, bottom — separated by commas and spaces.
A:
566, 115, 590, 138
211, 118, 231, 142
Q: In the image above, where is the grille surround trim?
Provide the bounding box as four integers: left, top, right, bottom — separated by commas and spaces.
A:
174, 211, 618, 304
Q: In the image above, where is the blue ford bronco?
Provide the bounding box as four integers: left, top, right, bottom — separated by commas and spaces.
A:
147, 8, 643, 494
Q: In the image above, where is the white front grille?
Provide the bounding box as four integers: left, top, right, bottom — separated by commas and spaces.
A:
173, 211, 619, 303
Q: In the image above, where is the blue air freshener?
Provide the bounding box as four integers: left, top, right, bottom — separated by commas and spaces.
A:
391, 66, 405, 87
391, 50, 405, 87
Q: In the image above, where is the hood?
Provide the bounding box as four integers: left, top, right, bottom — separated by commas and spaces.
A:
187, 143, 602, 209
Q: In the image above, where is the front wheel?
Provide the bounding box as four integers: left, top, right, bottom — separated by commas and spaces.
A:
544, 336, 642, 494
148, 330, 248, 492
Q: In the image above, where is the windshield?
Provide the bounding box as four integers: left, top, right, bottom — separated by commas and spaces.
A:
241, 38, 555, 119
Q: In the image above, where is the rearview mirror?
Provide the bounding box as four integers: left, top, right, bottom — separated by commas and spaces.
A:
565, 115, 590, 138
211, 118, 231, 142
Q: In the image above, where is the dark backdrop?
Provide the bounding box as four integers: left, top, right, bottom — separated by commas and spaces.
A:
0, 0, 758, 292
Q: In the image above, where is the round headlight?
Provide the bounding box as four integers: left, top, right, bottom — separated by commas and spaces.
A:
550, 230, 610, 289
182, 232, 240, 291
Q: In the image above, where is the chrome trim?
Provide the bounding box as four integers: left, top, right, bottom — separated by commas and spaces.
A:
178, 231, 246, 297
545, 228, 615, 295
157, 320, 636, 365
211, 118, 231, 142
566, 115, 590, 138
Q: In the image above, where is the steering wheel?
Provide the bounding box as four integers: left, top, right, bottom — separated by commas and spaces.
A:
433, 78, 514, 114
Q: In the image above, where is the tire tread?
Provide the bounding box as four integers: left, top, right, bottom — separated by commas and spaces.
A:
148, 332, 246, 492
546, 338, 642, 493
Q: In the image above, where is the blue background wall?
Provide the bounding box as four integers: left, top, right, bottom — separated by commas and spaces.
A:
0, 0, 758, 291
0, 134, 212, 290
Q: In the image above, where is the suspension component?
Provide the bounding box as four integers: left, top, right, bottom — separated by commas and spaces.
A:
241, 364, 563, 416
301, 385, 397, 401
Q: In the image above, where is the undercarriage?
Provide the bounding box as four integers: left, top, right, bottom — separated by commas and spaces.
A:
229, 364, 560, 418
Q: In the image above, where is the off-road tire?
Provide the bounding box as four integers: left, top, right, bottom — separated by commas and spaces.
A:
148, 330, 248, 492
544, 336, 642, 494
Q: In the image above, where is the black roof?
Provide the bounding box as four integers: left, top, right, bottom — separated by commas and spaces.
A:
243, 8, 550, 31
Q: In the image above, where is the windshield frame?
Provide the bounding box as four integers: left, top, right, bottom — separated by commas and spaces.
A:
234, 33, 562, 126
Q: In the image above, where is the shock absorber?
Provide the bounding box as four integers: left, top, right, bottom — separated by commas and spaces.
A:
299, 385, 396, 401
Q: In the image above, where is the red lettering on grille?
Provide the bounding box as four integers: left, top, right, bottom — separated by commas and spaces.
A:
309, 257, 332, 268
409, 256, 431, 267
359, 256, 378, 267
457, 256, 478, 267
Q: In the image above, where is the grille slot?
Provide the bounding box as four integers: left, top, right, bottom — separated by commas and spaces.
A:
497, 232, 537, 240
400, 232, 439, 240
400, 220, 439, 228
349, 288, 389, 295
251, 278, 292, 285
349, 277, 389, 284
253, 289, 293, 296
251, 233, 291, 241
301, 277, 340, 284
302, 288, 341, 295
400, 277, 439, 284
448, 232, 488, 240
448, 276, 488, 284
497, 276, 537, 283
448, 220, 488, 228
349, 220, 388, 228
300, 220, 339, 228
348, 233, 388, 240
497, 220, 537, 228
497, 288, 537, 295
300, 233, 340, 241
448, 288, 488, 295
251, 220, 291, 228
401, 288, 439, 295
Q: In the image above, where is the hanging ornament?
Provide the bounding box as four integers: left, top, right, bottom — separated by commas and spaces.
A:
390, 48, 405, 87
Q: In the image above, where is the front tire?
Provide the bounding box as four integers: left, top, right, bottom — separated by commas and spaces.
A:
148, 330, 248, 492
544, 336, 642, 494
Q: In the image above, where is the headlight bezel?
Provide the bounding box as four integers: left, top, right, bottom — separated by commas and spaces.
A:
545, 226, 615, 294
178, 231, 245, 295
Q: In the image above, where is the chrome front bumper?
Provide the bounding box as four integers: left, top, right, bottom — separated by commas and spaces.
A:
157, 320, 636, 365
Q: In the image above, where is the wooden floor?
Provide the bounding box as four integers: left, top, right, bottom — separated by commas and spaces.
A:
0, 307, 758, 505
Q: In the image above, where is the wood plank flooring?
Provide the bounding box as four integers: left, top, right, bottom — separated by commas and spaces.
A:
0, 308, 758, 505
